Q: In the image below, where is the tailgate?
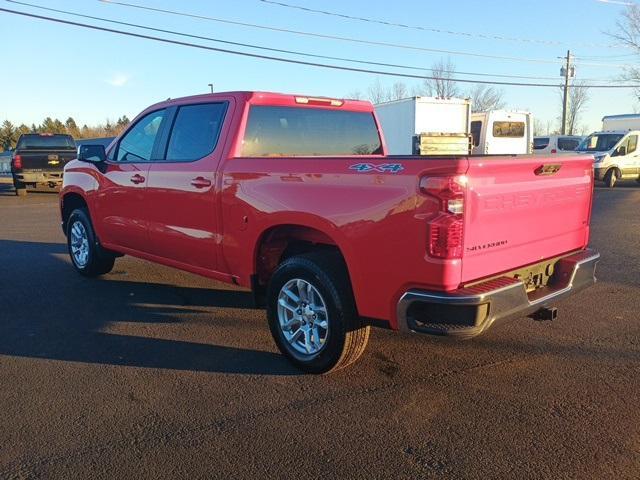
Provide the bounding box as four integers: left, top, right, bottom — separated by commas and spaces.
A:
18, 149, 76, 172
462, 155, 593, 283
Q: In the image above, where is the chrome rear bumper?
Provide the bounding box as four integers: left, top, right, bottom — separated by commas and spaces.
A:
396, 249, 600, 339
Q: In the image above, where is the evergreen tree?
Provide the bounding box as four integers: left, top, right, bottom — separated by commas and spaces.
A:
0, 120, 16, 150
65, 117, 80, 138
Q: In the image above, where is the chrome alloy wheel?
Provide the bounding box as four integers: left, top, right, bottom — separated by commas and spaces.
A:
277, 278, 329, 355
70, 220, 90, 267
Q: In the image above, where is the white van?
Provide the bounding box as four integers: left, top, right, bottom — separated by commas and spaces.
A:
470, 110, 533, 155
576, 130, 640, 187
533, 135, 584, 155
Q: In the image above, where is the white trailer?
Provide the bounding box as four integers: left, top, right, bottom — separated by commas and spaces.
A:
602, 114, 640, 131
374, 97, 471, 155
470, 110, 533, 155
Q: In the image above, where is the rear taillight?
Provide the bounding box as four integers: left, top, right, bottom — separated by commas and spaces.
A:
551, 148, 557, 154
13, 154, 22, 169
420, 175, 467, 259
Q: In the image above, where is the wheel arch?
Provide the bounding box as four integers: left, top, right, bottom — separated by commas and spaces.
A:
60, 191, 89, 235
252, 223, 354, 305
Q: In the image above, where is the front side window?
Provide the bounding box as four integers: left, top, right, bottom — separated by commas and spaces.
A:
534, 137, 550, 150
116, 110, 165, 162
242, 106, 383, 157
470, 121, 482, 147
492, 121, 525, 138
166, 103, 227, 161
557, 137, 580, 151
626, 135, 638, 154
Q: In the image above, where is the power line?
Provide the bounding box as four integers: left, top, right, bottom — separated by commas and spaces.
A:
5, 0, 626, 83
97, 0, 639, 69
259, 0, 623, 49
96, 0, 594, 66
1, 6, 638, 89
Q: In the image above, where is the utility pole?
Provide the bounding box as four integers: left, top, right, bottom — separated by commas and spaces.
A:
561, 50, 572, 135
208, 83, 214, 93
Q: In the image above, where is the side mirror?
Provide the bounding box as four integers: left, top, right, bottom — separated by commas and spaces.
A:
78, 144, 106, 163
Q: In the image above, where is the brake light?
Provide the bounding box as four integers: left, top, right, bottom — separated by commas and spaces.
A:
551, 149, 557, 154
295, 96, 344, 107
420, 175, 467, 259
13, 154, 22, 169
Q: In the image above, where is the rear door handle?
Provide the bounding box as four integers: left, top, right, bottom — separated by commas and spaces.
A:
130, 174, 145, 184
190, 176, 212, 189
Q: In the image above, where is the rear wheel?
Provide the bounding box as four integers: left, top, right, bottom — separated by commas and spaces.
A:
604, 169, 618, 188
13, 178, 27, 196
67, 208, 115, 277
266, 251, 370, 373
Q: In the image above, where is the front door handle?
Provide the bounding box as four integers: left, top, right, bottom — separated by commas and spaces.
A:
130, 174, 145, 184
190, 176, 212, 189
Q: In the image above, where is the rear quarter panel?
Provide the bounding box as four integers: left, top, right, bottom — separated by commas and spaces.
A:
220, 156, 467, 325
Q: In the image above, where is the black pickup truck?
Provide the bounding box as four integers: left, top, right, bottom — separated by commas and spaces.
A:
11, 133, 77, 196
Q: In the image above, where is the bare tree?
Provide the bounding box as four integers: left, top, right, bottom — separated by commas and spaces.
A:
559, 81, 590, 135
608, 5, 640, 101
389, 81, 408, 101
346, 89, 365, 100
423, 57, 459, 98
367, 77, 388, 104
467, 85, 506, 112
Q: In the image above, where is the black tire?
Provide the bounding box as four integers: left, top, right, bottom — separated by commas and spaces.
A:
266, 251, 370, 374
13, 177, 27, 196
66, 208, 115, 277
604, 169, 618, 188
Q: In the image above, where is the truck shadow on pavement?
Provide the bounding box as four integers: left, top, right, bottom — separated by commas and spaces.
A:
0, 239, 300, 376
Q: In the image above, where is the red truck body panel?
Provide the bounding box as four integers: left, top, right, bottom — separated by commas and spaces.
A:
61, 91, 596, 331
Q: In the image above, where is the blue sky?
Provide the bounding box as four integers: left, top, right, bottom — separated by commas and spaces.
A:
0, 0, 637, 133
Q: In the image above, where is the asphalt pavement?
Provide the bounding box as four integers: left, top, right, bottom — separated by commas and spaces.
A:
0, 181, 638, 479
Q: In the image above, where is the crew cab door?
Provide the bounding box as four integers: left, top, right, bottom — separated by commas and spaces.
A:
144, 101, 231, 271
95, 109, 167, 252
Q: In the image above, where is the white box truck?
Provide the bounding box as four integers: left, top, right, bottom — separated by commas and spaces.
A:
602, 114, 640, 131
374, 97, 471, 156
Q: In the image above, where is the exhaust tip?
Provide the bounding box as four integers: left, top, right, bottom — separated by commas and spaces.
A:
529, 307, 558, 322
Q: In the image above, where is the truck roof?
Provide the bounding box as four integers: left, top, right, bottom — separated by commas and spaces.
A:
602, 113, 640, 121
145, 91, 374, 113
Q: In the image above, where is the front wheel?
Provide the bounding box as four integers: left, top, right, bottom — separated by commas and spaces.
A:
67, 208, 115, 277
266, 251, 370, 374
604, 169, 618, 188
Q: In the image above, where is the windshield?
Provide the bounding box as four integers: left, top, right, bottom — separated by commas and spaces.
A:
577, 133, 624, 152
17, 134, 76, 150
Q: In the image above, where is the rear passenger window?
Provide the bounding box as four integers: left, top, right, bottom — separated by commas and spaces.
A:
557, 138, 579, 151
165, 103, 227, 161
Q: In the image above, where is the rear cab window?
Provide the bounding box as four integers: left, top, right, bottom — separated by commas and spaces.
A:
241, 106, 383, 156
17, 134, 75, 149
492, 122, 525, 138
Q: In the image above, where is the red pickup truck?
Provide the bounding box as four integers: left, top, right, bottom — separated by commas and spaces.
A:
60, 91, 599, 373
